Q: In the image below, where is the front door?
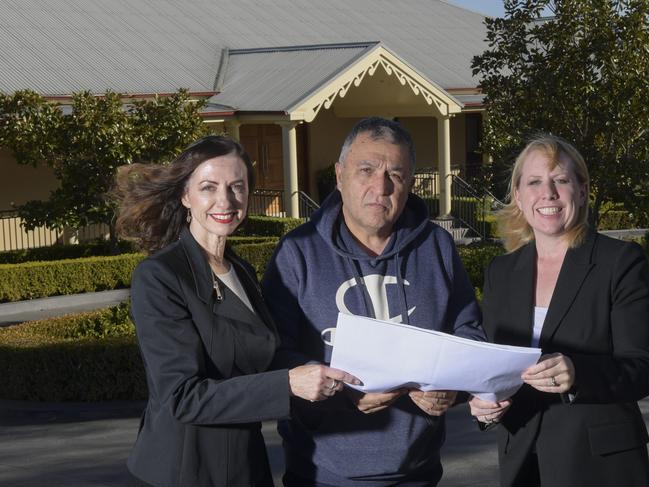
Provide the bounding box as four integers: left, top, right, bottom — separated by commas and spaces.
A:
240, 124, 284, 190
240, 124, 284, 215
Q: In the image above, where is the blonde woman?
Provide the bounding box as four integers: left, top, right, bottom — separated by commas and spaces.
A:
470, 134, 649, 486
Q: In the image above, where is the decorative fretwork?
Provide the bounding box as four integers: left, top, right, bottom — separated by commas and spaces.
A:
304, 50, 454, 122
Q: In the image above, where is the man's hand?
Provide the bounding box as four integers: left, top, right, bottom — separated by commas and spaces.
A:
409, 390, 457, 416
346, 388, 407, 414
468, 396, 512, 425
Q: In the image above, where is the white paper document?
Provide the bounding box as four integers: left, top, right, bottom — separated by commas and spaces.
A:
329, 313, 542, 402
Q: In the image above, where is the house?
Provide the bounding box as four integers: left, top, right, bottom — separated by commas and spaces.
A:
0, 0, 490, 250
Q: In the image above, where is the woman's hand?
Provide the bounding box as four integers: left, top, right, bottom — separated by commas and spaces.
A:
288, 364, 360, 402
409, 390, 457, 416
469, 396, 512, 425
522, 352, 575, 393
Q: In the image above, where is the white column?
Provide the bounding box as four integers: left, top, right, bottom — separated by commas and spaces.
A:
437, 115, 451, 217
226, 121, 240, 141
280, 122, 299, 218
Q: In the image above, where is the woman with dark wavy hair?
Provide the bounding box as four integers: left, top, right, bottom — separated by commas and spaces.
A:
114, 135, 357, 487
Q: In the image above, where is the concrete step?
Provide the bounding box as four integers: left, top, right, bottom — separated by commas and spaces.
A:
431, 217, 472, 242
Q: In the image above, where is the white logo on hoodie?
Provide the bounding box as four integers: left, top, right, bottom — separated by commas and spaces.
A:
321, 274, 416, 346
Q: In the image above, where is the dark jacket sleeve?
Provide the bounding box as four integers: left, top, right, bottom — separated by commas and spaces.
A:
131, 257, 290, 425
569, 243, 649, 403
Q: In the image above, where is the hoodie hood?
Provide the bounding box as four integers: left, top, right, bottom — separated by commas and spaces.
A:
311, 190, 431, 262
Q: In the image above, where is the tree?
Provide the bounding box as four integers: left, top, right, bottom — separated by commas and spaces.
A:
472, 0, 649, 225
0, 89, 208, 242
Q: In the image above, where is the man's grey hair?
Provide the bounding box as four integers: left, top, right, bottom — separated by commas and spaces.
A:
338, 117, 416, 171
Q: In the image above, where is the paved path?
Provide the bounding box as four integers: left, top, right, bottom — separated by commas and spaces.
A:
1, 292, 648, 486
0, 399, 500, 487
0, 292, 500, 486
2, 399, 649, 486
0, 289, 130, 327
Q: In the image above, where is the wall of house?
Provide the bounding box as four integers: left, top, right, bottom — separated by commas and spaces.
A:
0, 149, 63, 251
306, 111, 471, 200
308, 110, 474, 200
398, 115, 467, 171
307, 109, 360, 200
0, 148, 59, 210
397, 117, 437, 169
451, 115, 467, 170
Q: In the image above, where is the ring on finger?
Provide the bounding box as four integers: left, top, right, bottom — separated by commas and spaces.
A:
328, 380, 338, 391
550, 376, 558, 387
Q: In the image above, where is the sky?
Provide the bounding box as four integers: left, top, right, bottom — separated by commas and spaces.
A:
445, 0, 507, 17
445, 1, 553, 18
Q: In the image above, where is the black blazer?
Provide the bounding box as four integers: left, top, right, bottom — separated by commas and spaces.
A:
482, 231, 649, 487
127, 227, 289, 487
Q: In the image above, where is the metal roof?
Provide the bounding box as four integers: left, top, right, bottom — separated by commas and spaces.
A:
212, 43, 375, 112
0, 0, 489, 97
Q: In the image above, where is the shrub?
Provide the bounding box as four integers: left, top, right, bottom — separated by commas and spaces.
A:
0, 239, 137, 264
316, 163, 337, 203
0, 304, 145, 401
0, 241, 506, 402
0, 237, 281, 302
238, 216, 303, 237
0, 253, 143, 303
457, 242, 505, 291
232, 240, 279, 278
597, 210, 638, 231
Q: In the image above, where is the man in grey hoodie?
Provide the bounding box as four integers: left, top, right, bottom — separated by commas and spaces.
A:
262, 117, 485, 486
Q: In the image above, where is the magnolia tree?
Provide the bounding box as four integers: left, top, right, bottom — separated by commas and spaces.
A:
472, 0, 649, 225
0, 89, 207, 242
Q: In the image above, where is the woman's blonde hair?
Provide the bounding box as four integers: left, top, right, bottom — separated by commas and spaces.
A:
497, 134, 590, 252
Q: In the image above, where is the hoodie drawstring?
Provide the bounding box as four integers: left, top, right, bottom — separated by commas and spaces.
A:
394, 252, 410, 325
348, 257, 376, 319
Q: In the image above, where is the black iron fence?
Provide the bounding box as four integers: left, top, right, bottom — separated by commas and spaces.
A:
412, 170, 440, 217
248, 189, 284, 217
298, 191, 319, 220
248, 189, 320, 221
450, 175, 487, 238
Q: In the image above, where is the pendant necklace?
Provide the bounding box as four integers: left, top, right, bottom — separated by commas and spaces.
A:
211, 270, 223, 302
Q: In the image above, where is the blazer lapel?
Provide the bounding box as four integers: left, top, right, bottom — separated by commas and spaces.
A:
506, 243, 537, 347
540, 232, 596, 347
179, 228, 235, 377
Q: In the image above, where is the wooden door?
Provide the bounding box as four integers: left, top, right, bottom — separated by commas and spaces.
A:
240, 124, 284, 190
240, 124, 284, 215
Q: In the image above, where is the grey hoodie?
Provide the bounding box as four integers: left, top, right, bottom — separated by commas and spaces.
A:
262, 190, 484, 486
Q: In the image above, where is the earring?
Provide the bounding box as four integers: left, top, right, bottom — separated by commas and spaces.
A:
186, 208, 192, 224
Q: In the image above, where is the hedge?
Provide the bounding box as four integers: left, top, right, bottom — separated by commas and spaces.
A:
0, 303, 145, 401
0, 240, 280, 303
0, 237, 507, 304
597, 210, 639, 231
238, 215, 303, 237
0, 240, 138, 265
232, 240, 279, 277
0, 236, 278, 265
0, 242, 507, 401
457, 243, 505, 291
0, 253, 142, 303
